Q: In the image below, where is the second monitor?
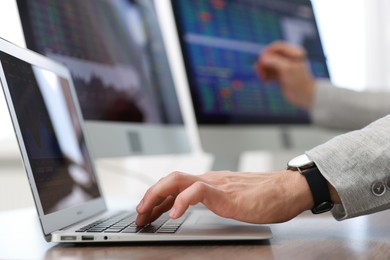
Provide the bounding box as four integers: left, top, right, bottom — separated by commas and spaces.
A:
166, 0, 332, 170
171, 0, 329, 125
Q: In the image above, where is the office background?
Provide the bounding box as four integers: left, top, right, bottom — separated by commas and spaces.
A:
0, 0, 389, 212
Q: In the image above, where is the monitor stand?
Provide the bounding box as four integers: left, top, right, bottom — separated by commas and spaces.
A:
199, 126, 345, 171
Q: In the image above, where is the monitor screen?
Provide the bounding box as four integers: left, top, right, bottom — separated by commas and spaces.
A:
17, 0, 192, 157
171, 0, 329, 124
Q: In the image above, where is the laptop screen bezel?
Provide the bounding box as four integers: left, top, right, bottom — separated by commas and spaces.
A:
0, 38, 107, 238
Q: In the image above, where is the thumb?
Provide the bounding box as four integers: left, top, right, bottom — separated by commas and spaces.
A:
259, 55, 291, 81
261, 54, 290, 71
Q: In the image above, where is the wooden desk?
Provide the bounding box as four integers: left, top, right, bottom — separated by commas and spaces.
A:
1, 208, 390, 259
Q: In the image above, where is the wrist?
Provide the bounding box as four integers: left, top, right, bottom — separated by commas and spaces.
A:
287, 154, 335, 214
284, 169, 314, 213
286, 169, 342, 213
328, 182, 341, 204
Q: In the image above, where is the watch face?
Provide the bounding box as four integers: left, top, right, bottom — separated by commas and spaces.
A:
288, 154, 314, 168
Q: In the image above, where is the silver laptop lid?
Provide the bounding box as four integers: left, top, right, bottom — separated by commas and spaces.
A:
0, 38, 107, 238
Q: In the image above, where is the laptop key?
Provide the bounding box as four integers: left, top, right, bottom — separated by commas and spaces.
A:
76, 212, 136, 233
121, 226, 142, 233
139, 225, 160, 233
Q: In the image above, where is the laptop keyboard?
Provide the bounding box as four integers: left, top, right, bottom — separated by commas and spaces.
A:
75, 211, 188, 234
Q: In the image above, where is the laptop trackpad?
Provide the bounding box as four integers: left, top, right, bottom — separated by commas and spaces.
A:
196, 215, 243, 226
178, 210, 271, 237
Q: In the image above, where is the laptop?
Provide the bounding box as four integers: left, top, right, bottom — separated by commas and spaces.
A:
0, 38, 272, 243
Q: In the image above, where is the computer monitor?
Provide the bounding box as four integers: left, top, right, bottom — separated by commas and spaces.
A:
16, 0, 193, 158
157, 0, 333, 170
170, 0, 329, 124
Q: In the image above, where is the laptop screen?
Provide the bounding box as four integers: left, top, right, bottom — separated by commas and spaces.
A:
0, 51, 101, 215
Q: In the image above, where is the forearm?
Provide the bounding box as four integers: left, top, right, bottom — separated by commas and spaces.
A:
311, 80, 390, 130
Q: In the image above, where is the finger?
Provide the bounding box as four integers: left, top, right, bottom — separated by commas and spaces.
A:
136, 177, 186, 226
257, 45, 298, 82
260, 54, 291, 76
255, 61, 277, 81
149, 196, 176, 223
136, 196, 175, 226
136, 194, 166, 218
262, 41, 306, 59
135, 196, 165, 227
137, 172, 199, 214
170, 181, 234, 220
254, 61, 266, 80
254, 57, 277, 82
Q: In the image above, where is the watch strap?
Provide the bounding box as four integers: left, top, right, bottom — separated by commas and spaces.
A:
303, 167, 334, 214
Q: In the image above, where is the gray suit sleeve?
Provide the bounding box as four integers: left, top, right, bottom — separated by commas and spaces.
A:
306, 115, 390, 220
310, 80, 390, 130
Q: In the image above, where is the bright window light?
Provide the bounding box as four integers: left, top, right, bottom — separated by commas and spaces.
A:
312, 0, 367, 91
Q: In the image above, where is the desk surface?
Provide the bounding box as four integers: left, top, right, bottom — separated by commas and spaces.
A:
1, 208, 390, 259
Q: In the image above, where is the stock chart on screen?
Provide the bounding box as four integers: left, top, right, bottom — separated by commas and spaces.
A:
172, 0, 329, 124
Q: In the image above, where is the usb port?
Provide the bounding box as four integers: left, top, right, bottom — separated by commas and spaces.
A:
81, 235, 94, 241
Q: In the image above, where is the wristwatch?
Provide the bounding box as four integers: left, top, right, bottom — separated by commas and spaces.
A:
287, 154, 334, 214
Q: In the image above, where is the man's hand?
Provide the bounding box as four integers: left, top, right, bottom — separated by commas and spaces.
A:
136, 170, 314, 226
255, 41, 316, 110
